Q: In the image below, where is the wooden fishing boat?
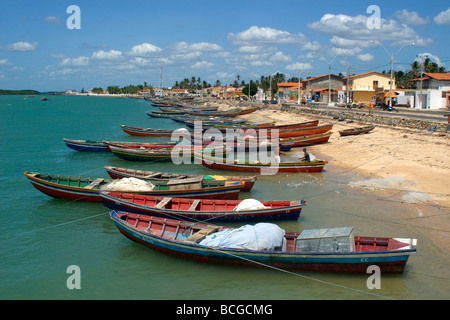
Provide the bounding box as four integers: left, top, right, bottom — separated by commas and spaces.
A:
107, 143, 225, 161
24, 171, 243, 202
187, 107, 258, 118
146, 111, 186, 118
110, 211, 417, 273
101, 192, 306, 222
339, 125, 375, 136
108, 146, 175, 161
103, 141, 179, 150
104, 165, 257, 192
185, 120, 319, 131
194, 153, 327, 173
159, 106, 218, 112
121, 125, 193, 137
279, 131, 333, 148
274, 124, 333, 138
187, 123, 332, 138
62, 138, 110, 152
172, 115, 248, 125
150, 101, 175, 107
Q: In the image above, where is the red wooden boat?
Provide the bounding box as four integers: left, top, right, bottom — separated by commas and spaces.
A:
194, 153, 327, 173
273, 124, 333, 138
185, 120, 319, 131
279, 131, 333, 147
101, 192, 306, 222
110, 211, 417, 274
187, 107, 258, 117
104, 165, 257, 192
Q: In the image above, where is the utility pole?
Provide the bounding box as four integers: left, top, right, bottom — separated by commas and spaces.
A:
346, 64, 352, 105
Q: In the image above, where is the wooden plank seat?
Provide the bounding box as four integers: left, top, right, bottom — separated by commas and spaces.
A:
188, 199, 201, 211
84, 178, 104, 189
154, 197, 172, 209
184, 225, 220, 244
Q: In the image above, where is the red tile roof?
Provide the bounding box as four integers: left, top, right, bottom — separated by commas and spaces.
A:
425, 73, 450, 81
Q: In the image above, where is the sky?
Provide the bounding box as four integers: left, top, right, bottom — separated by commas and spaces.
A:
0, 0, 449, 92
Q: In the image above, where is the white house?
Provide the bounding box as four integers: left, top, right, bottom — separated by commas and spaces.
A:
411, 73, 450, 109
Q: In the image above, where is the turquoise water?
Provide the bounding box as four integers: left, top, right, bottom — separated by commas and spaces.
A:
1, 95, 448, 300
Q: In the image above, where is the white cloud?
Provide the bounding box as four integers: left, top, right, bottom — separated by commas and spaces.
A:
329, 47, 362, 57
129, 43, 162, 56
0, 58, 12, 66
92, 50, 123, 60
434, 8, 450, 25
286, 62, 313, 71
61, 56, 89, 66
43, 16, 62, 25
271, 51, 291, 63
308, 13, 432, 47
415, 53, 445, 67
394, 9, 429, 26
192, 61, 213, 69
357, 53, 374, 62
130, 57, 151, 66
330, 36, 373, 48
301, 41, 322, 52
228, 26, 308, 45
5, 41, 38, 52
216, 72, 233, 80
237, 46, 262, 53
188, 42, 223, 51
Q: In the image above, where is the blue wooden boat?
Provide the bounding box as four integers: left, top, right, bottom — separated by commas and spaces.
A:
63, 138, 109, 152
110, 211, 417, 274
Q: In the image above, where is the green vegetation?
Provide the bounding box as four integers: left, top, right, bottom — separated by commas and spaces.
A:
383, 57, 446, 89
0, 89, 40, 95
172, 77, 211, 91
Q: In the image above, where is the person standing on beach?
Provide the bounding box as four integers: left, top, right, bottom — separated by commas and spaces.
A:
369, 98, 374, 115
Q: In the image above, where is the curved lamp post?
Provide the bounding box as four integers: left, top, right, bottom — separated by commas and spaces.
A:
370, 41, 415, 108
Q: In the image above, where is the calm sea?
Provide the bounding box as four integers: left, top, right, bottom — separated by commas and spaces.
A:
0, 95, 448, 300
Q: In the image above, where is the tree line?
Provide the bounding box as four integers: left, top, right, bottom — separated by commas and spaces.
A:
87, 58, 446, 95
383, 57, 446, 89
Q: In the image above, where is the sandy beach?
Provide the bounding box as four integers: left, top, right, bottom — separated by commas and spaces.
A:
208, 101, 450, 255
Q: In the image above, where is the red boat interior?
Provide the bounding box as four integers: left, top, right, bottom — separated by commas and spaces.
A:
108, 192, 303, 212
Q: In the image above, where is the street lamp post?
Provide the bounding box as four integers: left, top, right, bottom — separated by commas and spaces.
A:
297, 69, 301, 105
370, 41, 415, 108
323, 54, 340, 106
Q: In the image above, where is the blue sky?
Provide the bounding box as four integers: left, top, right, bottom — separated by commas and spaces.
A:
0, 0, 449, 91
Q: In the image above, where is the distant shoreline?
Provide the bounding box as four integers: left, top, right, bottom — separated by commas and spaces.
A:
0, 89, 40, 95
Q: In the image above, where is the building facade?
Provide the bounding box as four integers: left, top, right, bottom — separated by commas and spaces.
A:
344, 72, 395, 104
411, 73, 450, 109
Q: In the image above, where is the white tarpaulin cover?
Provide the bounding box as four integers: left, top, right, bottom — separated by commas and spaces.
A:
100, 177, 155, 191
199, 223, 285, 251
233, 199, 270, 211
